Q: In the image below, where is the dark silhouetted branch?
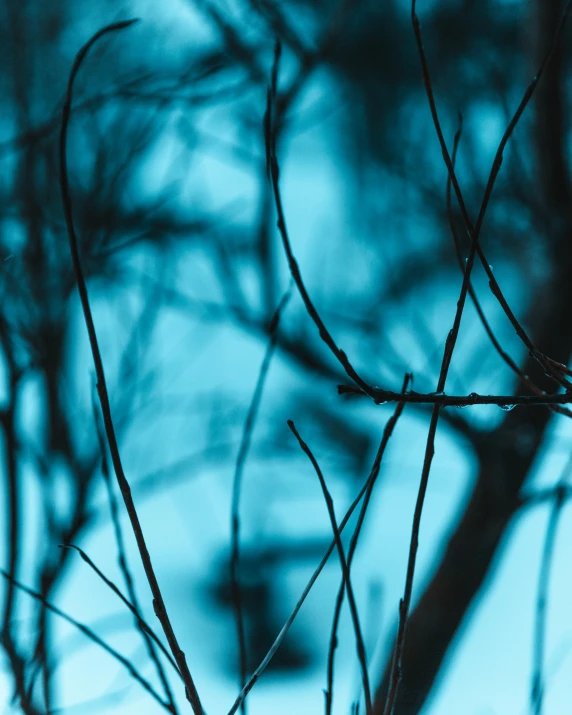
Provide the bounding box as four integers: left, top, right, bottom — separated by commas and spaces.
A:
412, 0, 572, 391
92, 397, 178, 714
59, 545, 181, 679
265, 39, 375, 400
381, 0, 554, 704
326, 374, 411, 715
227, 392, 407, 715
0, 569, 172, 712
445, 116, 572, 420
288, 420, 372, 715
59, 20, 203, 714
337, 385, 572, 408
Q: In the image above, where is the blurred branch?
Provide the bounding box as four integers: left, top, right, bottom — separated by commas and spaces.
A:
530, 456, 572, 715
0, 368, 34, 712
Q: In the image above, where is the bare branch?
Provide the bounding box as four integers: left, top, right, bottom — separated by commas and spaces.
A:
59, 20, 203, 714
288, 420, 372, 715
326, 374, 411, 715
92, 393, 179, 713
412, 0, 572, 391
380, 3, 572, 712
338, 385, 572, 408
265, 39, 375, 399
226, 395, 407, 715
445, 116, 572, 420
59, 544, 181, 679
0, 569, 172, 712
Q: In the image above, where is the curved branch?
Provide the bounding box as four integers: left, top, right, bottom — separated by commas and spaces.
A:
59, 20, 203, 714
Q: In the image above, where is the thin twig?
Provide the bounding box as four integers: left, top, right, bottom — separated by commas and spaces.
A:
413, 0, 572, 391
543, 356, 572, 379
59, 544, 181, 678
59, 20, 203, 714
446, 115, 572, 420
92, 395, 179, 713
0, 569, 172, 712
326, 374, 411, 715
382, 3, 572, 712
229, 284, 292, 714
226, 396, 406, 715
337, 385, 572, 407
288, 420, 372, 715
265, 39, 375, 399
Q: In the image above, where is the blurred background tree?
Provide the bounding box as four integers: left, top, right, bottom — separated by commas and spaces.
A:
1, 0, 571, 713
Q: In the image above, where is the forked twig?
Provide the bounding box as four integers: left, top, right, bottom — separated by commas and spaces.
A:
446, 117, 572, 420
59, 20, 203, 714
326, 374, 411, 715
382, 3, 572, 713
0, 569, 172, 712
59, 544, 181, 678
288, 420, 372, 715
226, 396, 407, 715
412, 0, 572, 391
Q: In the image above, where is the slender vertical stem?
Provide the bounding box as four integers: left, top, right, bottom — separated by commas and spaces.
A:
59, 21, 203, 714
229, 286, 292, 713
289, 421, 372, 714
